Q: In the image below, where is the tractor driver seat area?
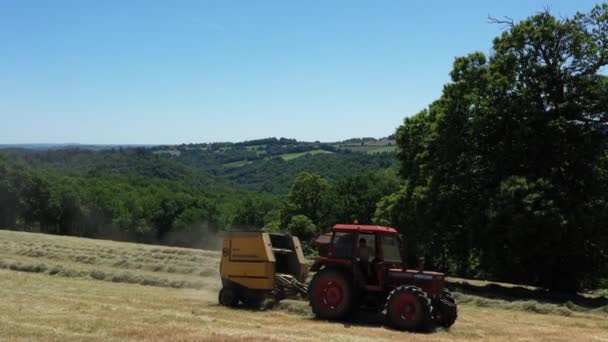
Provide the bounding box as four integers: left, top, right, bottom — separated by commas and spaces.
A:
369, 257, 383, 285
356, 233, 378, 285
332, 232, 383, 286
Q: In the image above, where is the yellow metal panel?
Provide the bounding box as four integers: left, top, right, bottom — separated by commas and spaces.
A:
291, 236, 309, 282
223, 261, 273, 278
220, 232, 276, 290
261, 233, 275, 262
223, 261, 275, 290
226, 232, 275, 262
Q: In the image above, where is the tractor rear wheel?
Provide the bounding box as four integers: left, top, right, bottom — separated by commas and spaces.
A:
219, 287, 239, 307
309, 269, 356, 320
434, 289, 457, 328
385, 285, 432, 331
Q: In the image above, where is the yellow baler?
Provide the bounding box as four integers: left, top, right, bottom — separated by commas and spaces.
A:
219, 232, 309, 308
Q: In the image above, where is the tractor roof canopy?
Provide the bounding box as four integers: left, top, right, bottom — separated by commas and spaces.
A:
332, 224, 397, 234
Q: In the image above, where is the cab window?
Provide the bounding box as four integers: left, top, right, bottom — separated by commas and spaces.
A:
381, 234, 401, 263
332, 232, 354, 259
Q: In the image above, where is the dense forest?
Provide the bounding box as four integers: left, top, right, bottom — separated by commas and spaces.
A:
1, 5, 606, 292
0, 144, 397, 250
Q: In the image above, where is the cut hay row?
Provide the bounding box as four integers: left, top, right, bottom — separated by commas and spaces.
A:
1, 230, 607, 317
0, 230, 220, 290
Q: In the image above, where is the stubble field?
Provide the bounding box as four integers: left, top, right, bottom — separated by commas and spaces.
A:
1, 230, 607, 341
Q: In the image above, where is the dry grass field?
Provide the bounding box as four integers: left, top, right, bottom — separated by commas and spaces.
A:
1, 230, 607, 341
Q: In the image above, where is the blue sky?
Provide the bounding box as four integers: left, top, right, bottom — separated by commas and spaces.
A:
0, 1, 600, 144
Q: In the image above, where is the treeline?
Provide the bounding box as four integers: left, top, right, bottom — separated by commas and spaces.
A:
173, 142, 338, 166
152, 140, 396, 194
0, 149, 398, 251
374, 6, 608, 292
0, 151, 264, 248
160, 138, 340, 166
233, 170, 400, 249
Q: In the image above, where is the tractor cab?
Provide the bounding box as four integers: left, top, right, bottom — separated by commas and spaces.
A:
313, 224, 406, 290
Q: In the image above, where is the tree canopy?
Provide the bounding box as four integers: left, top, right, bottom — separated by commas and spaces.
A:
377, 5, 608, 291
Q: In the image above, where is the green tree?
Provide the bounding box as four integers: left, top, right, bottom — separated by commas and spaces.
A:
389, 5, 608, 291
233, 196, 279, 230
334, 169, 399, 224
281, 172, 334, 230
0, 157, 26, 229
286, 214, 318, 242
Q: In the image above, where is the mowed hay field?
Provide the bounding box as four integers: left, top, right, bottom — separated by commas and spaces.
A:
1, 230, 607, 341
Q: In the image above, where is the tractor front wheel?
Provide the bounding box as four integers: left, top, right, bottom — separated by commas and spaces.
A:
385, 285, 432, 331
309, 269, 356, 320
434, 289, 457, 328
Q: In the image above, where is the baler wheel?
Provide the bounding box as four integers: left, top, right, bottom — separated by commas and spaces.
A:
219, 287, 239, 307
241, 292, 266, 309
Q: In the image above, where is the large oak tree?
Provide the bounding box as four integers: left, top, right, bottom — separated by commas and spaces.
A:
378, 5, 608, 291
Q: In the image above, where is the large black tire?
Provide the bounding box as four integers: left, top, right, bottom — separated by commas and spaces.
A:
309, 269, 357, 320
219, 287, 239, 307
434, 289, 457, 328
385, 286, 433, 332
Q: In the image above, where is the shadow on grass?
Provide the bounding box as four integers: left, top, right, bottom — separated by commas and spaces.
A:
340, 310, 386, 329
340, 310, 446, 334
225, 300, 440, 333
448, 280, 608, 309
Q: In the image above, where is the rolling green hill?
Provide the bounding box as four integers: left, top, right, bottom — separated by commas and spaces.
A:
1, 136, 398, 195
150, 137, 398, 193
0, 136, 398, 249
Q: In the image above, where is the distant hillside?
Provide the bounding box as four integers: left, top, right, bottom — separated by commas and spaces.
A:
0, 136, 398, 195
223, 153, 397, 194
148, 136, 398, 193
152, 136, 396, 164
0, 143, 152, 150
0, 136, 398, 247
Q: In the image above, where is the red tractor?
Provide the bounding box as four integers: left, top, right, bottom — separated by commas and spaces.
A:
309, 224, 457, 331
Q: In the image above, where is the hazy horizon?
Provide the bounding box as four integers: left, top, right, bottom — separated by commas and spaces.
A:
0, 134, 395, 147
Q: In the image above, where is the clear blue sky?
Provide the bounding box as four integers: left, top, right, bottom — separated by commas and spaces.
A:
0, 1, 600, 144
